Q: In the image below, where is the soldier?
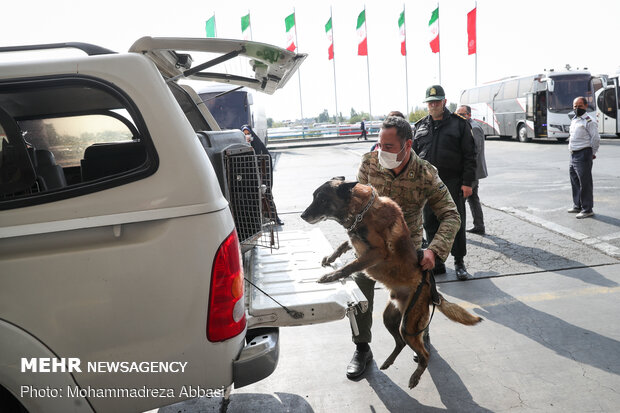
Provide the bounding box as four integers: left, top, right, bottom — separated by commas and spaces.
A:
413, 85, 477, 281
346, 115, 461, 379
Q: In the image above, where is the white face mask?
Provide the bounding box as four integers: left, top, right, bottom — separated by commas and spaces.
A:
378, 144, 406, 169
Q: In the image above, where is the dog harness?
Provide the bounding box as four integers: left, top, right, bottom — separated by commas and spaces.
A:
400, 251, 439, 338
346, 188, 377, 232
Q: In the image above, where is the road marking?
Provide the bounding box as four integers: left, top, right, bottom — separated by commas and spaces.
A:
600, 231, 620, 241
453, 285, 620, 310
499, 207, 620, 258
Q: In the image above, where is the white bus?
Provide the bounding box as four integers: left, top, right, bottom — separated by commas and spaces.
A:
459, 71, 599, 142
595, 74, 619, 136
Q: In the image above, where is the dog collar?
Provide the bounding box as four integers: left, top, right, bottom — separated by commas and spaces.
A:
346, 188, 376, 232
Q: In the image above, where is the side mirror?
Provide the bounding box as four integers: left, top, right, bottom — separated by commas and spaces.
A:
547, 78, 554, 92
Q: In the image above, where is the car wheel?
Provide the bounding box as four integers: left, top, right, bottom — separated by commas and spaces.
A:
556, 137, 568, 142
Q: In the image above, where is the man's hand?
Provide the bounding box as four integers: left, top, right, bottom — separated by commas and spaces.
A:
420, 249, 436, 271
462, 185, 473, 198
593, 154, 597, 160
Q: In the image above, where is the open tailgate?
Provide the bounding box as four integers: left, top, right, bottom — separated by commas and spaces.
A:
129, 37, 307, 94
246, 229, 368, 330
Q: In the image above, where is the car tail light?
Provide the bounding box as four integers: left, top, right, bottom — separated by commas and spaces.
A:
207, 230, 246, 342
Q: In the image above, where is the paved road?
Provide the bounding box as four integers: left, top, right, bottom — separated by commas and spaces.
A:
158, 138, 620, 412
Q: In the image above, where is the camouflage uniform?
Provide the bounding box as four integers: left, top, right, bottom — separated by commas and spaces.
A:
352, 149, 460, 344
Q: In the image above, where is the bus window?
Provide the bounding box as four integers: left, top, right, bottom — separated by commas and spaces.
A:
504, 80, 519, 99
468, 88, 479, 104
518, 76, 535, 96
478, 86, 491, 102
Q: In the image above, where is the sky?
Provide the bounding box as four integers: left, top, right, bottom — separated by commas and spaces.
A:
2, 0, 620, 122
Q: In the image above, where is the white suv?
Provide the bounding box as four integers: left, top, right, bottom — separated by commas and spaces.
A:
0, 38, 365, 412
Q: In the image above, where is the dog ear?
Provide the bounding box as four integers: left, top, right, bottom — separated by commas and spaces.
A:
337, 181, 358, 197
331, 176, 346, 181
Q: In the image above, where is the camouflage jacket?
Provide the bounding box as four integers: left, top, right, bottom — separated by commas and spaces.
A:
357, 150, 461, 261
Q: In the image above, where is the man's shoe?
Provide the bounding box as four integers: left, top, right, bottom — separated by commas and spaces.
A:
455, 262, 471, 281
466, 226, 485, 235
433, 262, 446, 275
346, 349, 373, 379
567, 207, 581, 213
576, 211, 594, 219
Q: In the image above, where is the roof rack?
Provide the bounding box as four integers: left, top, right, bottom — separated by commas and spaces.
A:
0, 42, 116, 56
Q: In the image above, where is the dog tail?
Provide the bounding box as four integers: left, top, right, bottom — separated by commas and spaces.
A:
436, 295, 482, 326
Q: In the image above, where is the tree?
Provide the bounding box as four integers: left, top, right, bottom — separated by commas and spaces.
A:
350, 107, 358, 119
317, 109, 330, 123
267, 118, 274, 128
409, 106, 428, 123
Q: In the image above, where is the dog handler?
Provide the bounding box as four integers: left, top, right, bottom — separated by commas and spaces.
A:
347, 116, 461, 379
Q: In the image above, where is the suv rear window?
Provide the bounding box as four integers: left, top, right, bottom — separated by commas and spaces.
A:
0, 77, 157, 209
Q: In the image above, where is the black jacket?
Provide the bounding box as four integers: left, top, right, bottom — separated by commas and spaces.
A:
412, 108, 477, 186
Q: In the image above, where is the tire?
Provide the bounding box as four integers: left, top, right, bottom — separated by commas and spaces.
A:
556, 137, 568, 142
518, 124, 530, 142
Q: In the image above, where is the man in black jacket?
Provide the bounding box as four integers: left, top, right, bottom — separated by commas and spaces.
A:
412, 85, 477, 280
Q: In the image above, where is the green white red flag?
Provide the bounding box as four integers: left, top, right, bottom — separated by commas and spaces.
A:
205, 15, 216, 38
325, 17, 334, 60
285, 13, 296, 52
241, 13, 251, 41
428, 7, 439, 53
398, 10, 406, 56
356, 10, 367, 56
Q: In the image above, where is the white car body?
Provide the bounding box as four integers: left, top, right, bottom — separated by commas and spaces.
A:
0, 38, 364, 413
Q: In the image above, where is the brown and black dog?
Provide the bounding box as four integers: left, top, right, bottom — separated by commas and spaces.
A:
301, 177, 482, 389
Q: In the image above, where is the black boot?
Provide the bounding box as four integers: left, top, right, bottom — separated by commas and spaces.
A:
454, 258, 471, 281
346, 344, 373, 379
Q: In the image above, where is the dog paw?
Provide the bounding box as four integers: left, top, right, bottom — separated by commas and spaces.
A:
317, 273, 337, 283
408, 373, 421, 389
321, 256, 332, 267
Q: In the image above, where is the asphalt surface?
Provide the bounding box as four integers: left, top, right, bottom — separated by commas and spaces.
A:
156, 137, 620, 413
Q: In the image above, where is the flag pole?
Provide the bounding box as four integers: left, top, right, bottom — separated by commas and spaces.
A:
330, 6, 339, 131
474, 1, 478, 86
364, 5, 373, 125
403, 4, 409, 116
293, 8, 305, 138
437, 2, 441, 84
249, 10, 253, 41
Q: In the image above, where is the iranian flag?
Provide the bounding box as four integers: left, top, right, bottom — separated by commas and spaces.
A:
398, 10, 406, 56
325, 17, 334, 60
428, 7, 440, 53
356, 10, 367, 56
285, 12, 296, 52
241, 13, 251, 41
205, 15, 216, 38
467, 7, 477, 55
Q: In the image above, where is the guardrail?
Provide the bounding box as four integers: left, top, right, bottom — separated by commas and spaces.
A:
268, 125, 381, 141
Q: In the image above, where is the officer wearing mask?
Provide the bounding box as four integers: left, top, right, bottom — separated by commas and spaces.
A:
345, 116, 460, 380
413, 85, 477, 281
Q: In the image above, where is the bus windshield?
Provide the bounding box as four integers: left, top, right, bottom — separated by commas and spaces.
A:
548, 74, 594, 113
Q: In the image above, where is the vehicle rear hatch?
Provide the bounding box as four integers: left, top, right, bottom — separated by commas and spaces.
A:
128, 37, 306, 94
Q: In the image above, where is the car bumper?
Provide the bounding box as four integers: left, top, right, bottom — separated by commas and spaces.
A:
233, 327, 279, 388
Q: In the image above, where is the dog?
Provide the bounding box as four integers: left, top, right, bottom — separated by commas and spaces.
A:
301, 177, 482, 389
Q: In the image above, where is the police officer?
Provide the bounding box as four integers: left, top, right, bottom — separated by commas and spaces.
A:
413, 85, 477, 281
346, 115, 461, 379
